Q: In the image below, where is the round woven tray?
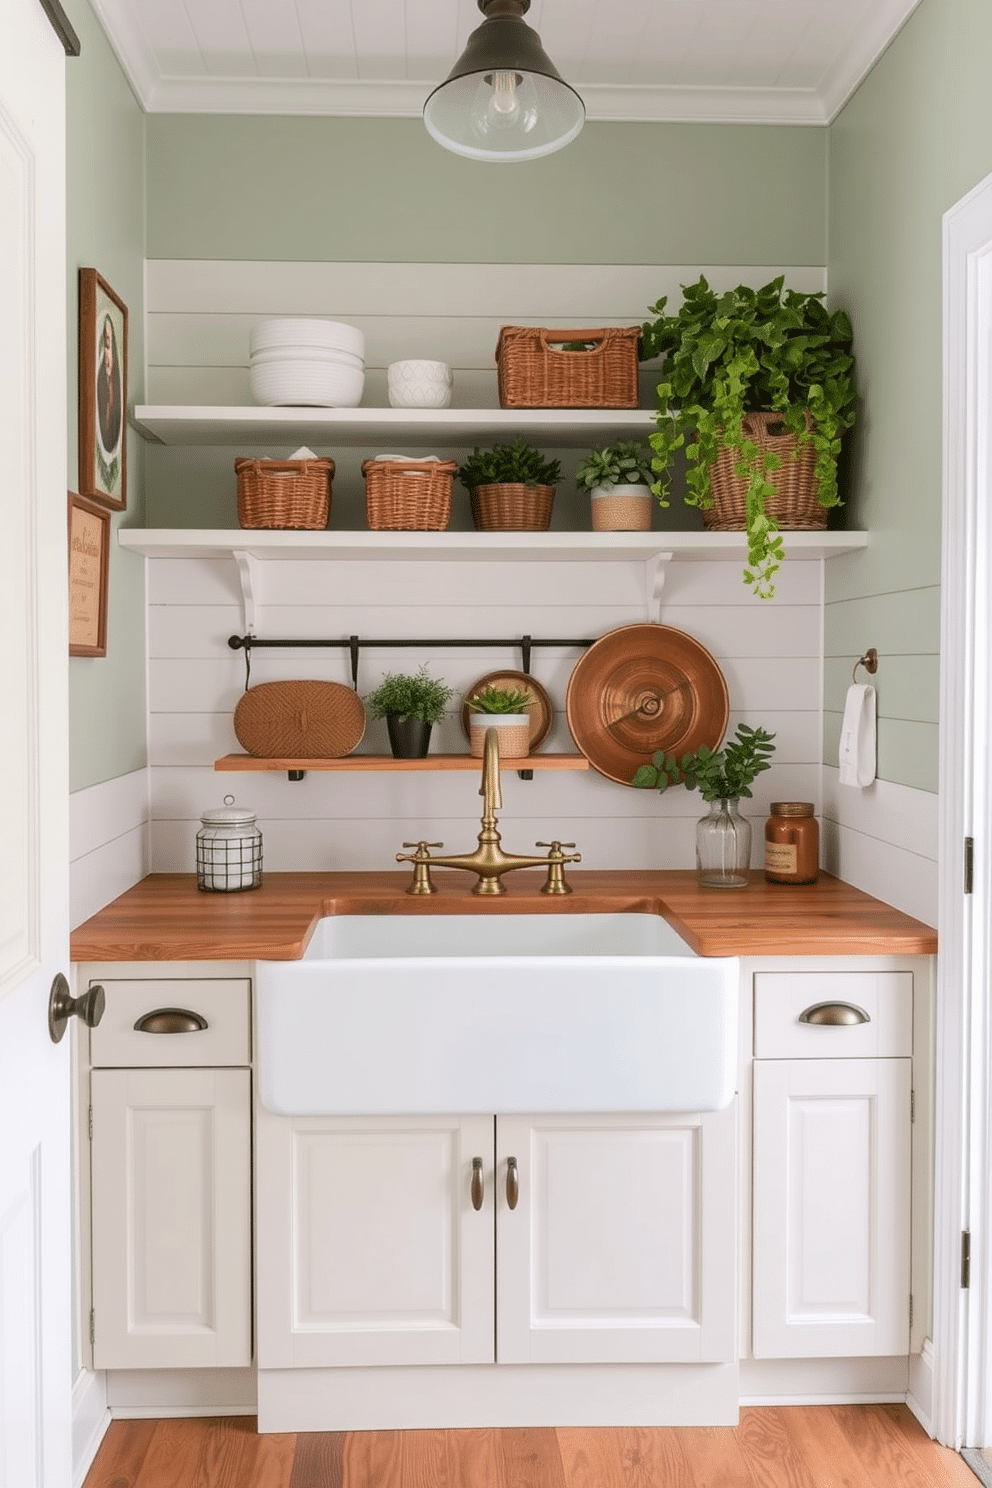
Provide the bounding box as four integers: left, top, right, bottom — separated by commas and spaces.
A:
703, 413, 825, 531
470, 482, 555, 532
233, 680, 365, 758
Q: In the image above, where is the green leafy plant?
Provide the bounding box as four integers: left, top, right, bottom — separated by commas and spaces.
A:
576, 441, 653, 492
364, 666, 455, 726
458, 438, 562, 491
632, 723, 776, 802
466, 684, 534, 714
640, 275, 856, 598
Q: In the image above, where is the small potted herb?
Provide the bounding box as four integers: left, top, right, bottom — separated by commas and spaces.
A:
458, 438, 562, 532
464, 683, 534, 759
633, 724, 776, 888
576, 441, 654, 531
364, 665, 455, 759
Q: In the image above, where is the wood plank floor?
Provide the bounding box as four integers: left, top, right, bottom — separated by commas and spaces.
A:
83, 1407, 979, 1488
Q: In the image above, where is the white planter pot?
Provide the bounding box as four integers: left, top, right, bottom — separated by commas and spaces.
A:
590, 483, 652, 532
468, 714, 530, 759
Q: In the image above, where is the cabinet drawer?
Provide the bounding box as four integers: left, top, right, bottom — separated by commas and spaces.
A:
88, 979, 250, 1067
753, 971, 912, 1060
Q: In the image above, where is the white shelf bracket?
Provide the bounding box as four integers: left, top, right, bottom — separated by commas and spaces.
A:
232, 549, 261, 634
644, 551, 672, 622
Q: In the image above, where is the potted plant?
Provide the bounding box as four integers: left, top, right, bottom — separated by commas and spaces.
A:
465, 682, 534, 759
576, 441, 654, 531
633, 723, 776, 887
458, 438, 562, 532
364, 665, 455, 759
640, 276, 857, 598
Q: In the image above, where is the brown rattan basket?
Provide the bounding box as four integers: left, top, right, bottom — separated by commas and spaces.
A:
233, 680, 366, 758
361, 458, 456, 531
496, 325, 640, 409
703, 413, 826, 531
470, 482, 555, 532
235, 457, 334, 530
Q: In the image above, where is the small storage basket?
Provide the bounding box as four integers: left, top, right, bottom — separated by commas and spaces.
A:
470, 482, 555, 532
496, 325, 640, 409
703, 413, 825, 531
361, 458, 457, 531
235, 457, 334, 530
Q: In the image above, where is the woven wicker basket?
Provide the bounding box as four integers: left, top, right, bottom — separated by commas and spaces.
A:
470, 482, 555, 532
235, 457, 334, 530
496, 326, 640, 409
703, 413, 826, 531
362, 458, 456, 531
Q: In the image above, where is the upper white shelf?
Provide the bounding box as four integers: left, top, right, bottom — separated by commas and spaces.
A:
131, 404, 657, 449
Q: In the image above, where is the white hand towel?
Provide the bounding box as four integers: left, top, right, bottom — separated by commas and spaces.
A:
838, 683, 877, 788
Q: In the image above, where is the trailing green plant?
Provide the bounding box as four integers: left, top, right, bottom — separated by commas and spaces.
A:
466, 683, 534, 714
632, 723, 776, 802
640, 275, 856, 598
458, 437, 562, 491
575, 440, 653, 492
364, 666, 455, 726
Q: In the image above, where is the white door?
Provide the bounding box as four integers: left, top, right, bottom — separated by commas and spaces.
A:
752, 1057, 912, 1358
0, 1, 72, 1484
495, 1110, 737, 1365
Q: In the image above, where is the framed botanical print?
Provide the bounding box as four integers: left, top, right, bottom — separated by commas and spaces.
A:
78, 267, 127, 511
68, 492, 109, 657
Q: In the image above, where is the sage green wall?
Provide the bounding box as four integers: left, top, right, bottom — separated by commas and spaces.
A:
66, 0, 147, 793
144, 116, 826, 266
825, 0, 992, 792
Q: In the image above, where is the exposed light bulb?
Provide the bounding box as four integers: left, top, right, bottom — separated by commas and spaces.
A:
469, 70, 538, 143
488, 69, 520, 125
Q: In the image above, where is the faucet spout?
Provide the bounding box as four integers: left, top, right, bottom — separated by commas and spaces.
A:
481, 726, 503, 820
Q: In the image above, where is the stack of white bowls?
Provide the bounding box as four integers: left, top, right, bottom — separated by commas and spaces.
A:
249, 318, 365, 408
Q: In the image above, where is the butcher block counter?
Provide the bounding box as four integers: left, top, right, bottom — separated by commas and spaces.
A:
69, 869, 937, 962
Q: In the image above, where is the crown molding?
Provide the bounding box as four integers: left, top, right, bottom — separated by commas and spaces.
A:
818, 0, 924, 122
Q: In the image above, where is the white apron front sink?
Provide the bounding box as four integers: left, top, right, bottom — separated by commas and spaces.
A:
255, 912, 738, 1116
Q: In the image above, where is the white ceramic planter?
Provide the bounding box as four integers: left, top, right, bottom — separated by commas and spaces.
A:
468, 714, 530, 759
387, 359, 453, 409
590, 483, 652, 532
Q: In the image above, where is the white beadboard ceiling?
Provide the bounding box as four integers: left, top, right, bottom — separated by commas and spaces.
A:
88, 0, 923, 125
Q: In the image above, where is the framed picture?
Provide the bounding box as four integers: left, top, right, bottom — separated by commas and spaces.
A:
68, 492, 110, 657
78, 267, 127, 511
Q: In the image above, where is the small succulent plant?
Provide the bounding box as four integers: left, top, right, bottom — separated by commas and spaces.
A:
466, 684, 534, 714
576, 441, 654, 492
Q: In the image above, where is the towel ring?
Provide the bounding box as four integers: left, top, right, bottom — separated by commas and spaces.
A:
853, 648, 878, 683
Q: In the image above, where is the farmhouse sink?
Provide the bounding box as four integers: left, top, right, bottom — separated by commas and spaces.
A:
255, 912, 738, 1117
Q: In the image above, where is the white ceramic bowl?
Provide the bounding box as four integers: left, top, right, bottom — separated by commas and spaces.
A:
387, 359, 453, 409
249, 359, 365, 408
250, 345, 365, 371
249, 318, 365, 360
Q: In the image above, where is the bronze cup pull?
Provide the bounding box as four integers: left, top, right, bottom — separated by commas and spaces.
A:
506, 1156, 519, 1211
471, 1156, 484, 1212
134, 1007, 209, 1035
798, 1001, 870, 1026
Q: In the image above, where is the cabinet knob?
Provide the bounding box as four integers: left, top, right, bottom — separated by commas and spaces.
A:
134, 1007, 209, 1035
47, 974, 105, 1044
471, 1156, 484, 1211
798, 1001, 871, 1026
506, 1156, 519, 1211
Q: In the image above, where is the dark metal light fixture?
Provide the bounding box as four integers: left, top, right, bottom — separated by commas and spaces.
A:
423, 0, 585, 163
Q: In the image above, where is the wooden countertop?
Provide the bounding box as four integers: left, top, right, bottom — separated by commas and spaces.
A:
69, 870, 938, 962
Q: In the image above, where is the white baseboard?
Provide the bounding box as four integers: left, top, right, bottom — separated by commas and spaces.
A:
907, 1339, 936, 1437
72, 1369, 109, 1488
70, 769, 150, 928
739, 1354, 911, 1404
105, 1365, 256, 1417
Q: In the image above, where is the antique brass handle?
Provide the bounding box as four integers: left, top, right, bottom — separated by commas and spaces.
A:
798, 1001, 870, 1026
506, 1156, 519, 1210
48, 974, 105, 1044
471, 1156, 484, 1211
134, 1007, 208, 1035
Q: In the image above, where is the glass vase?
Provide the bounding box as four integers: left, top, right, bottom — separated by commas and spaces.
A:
695, 797, 751, 888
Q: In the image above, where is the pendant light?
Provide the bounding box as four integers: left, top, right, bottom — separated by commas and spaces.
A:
423, 0, 585, 163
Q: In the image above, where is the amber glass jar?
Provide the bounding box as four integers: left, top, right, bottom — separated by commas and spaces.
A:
764, 802, 819, 884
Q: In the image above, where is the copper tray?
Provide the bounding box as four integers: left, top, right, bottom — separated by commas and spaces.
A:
565, 624, 729, 785
460, 669, 554, 751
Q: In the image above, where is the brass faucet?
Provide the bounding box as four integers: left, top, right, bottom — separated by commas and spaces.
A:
396, 727, 581, 896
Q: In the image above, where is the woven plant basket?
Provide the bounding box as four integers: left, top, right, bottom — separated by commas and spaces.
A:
235, 457, 334, 530
496, 326, 640, 409
703, 412, 826, 531
361, 458, 456, 531
470, 482, 555, 532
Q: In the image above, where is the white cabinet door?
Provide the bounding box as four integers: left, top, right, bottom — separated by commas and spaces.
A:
256, 1113, 495, 1367
752, 1057, 911, 1358
495, 1109, 737, 1365
90, 1067, 252, 1369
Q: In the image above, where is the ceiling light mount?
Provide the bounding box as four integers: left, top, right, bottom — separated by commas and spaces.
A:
423, 0, 585, 163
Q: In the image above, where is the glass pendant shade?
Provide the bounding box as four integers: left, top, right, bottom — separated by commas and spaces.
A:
423, 0, 585, 162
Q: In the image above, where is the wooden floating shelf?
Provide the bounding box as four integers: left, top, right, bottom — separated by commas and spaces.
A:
214, 753, 590, 773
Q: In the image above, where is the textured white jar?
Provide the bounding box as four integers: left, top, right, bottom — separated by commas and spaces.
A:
387, 359, 453, 409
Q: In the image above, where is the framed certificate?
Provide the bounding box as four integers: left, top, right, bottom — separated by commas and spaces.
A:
68, 492, 110, 657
